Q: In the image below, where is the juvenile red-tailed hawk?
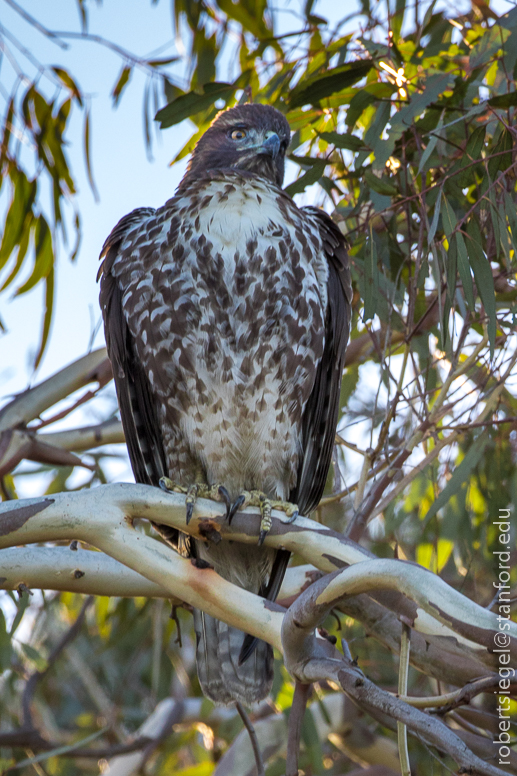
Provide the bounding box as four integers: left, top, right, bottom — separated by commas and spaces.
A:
99, 103, 351, 705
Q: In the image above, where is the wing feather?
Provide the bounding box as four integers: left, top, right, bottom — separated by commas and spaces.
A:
291, 208, 352, 516
99, 209, 182, 549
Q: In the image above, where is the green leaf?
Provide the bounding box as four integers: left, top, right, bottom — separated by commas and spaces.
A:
423, 433, 489, 525
503, 191, 517, 256
417, 109, 444, 175
52, 66, 83, 105
0, 97, 15, 164
0, 609, 12, 672
465, 220, 496, 357
20, 642, 48, 672
0, 170, 36, 270
469, 26, 510, 69
441, 194, 456, 238
318, 131, 365, 151
0, 216, 32, 292
34, 267, 54, 369
147, 56, 180, 68
364, 169, 397, 196
374, 71, 455, 170
216, 0, 270, 39
9, 592, 30, 638
111, 65, 132, 107
427, 186, 443, 245
363, 232, 379, 321
16, 215, 54, 296
488, 91, 517, 109
155, 81, 238, 129
83, 106, 99, 200
458, 125, 485, 186
284, 162, 325, 196
455, 233, 475, 310
487, 129, 513, 180
289, 60, 373, 109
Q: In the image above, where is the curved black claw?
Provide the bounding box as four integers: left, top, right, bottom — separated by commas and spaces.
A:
217, 485, 232, 517
227, 494, 246, 524
159, 476, 174, 493
258, 529, 267, 547
186, 501, 194, 525
286, 510, 298, 524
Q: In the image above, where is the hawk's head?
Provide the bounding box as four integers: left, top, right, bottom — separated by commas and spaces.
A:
183, 104, 291, 188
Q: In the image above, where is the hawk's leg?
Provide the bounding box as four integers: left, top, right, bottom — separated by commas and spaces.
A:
159, 477, 231, 525
228, 490, 298, 546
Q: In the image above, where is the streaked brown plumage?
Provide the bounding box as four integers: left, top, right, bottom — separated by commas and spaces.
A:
99, 103, 351, 704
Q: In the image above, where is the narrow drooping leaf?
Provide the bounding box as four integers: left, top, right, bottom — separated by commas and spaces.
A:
155, 81, 236, 128
34, 266, 54, 369
427, 186, 442, 245
423, 433, 489, 525
318, 131, 365, 151
375, 71, 455, 169
0, 214, 32, 292
285, 160, 325, 196
455, 233, 475, 310
288, 60, 373, 109
15, 215, 53, 296
466, 220, 496, 357
83, 106, 99, 201
417, 109, 444, 175
52, 66, 83, 105
488, 91, 517, 109
364, 169, 397, 196
112, 65, 132, 107
363, 233, 379, 322
469, 25, 510, 68
0, 170, 35, 270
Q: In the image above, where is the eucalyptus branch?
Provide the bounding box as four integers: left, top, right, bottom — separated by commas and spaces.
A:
397, 624, 411, 776
38, 419, 124, 452
0, 546, 498, 690
0, 546, 316, 605
280, 572, 510, 776
0, 349, 109, 432
0, 485, 512, 659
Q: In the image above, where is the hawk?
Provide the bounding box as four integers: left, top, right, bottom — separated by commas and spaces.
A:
99, 103, 351, 705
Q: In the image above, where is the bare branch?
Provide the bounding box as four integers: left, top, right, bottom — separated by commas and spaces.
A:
0, 349, 110, 432
281, 575, 510, 776
0, 546, 316, 604
285, 682, 311, 776
236, 703, 265, 776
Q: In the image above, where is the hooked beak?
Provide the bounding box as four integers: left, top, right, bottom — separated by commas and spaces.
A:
258, 132, 280, 159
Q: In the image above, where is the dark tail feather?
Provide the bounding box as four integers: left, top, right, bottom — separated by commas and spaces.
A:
238, 549, 290, 666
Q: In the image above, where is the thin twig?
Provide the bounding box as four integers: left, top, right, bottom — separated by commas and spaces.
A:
235, 703, 265, 776
397, 623, 411, 776
286, 682, 311, 776
3, 0, 68, 48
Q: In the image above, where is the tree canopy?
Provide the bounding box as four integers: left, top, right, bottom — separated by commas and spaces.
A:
0, 1, 516, 774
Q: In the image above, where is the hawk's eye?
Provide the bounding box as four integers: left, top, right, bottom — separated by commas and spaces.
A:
230, 128, 247, 141
280, 139, 288, 153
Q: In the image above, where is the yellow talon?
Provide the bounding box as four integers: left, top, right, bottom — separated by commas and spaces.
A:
159, 479, 231, 525
231, 490, 298, 546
